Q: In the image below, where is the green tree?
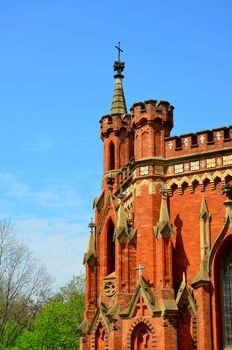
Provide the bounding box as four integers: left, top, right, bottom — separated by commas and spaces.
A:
11, 274, 85, 350
0, 220, 52, 350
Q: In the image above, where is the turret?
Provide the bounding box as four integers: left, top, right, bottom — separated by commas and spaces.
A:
131, 99, 174, 159
100, 44, 133, 191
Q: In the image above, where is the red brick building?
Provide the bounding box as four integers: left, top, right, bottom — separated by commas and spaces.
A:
79, 56, 232, 350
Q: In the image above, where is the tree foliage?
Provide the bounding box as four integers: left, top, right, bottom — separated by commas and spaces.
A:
11, 274, 85, 350
0, 220, 52, 349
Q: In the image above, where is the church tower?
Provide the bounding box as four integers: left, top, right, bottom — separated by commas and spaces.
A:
79, 47, 232, 350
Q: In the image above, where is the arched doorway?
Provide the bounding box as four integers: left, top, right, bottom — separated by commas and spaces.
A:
131, 322, 151, 350
95, 323, 105, 350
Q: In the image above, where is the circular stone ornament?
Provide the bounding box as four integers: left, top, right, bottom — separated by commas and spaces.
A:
103, 280, 116, 297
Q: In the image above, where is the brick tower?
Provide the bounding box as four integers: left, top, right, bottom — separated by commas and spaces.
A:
79, 51, 232, 350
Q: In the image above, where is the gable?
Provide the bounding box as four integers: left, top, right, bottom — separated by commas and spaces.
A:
120, 277, 160, 318
88, 303, 110, 335
97, 193, 117, 234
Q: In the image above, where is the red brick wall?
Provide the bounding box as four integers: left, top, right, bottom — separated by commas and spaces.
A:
82, 101, 232, 350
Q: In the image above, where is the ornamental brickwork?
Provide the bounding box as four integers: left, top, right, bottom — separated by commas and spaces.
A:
79, 58, 232, 350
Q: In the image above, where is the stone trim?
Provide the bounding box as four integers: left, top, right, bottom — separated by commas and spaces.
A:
134, 179, 163, 197
120, 276, 160, 319
191, 198, 211, 287
126, 317, 157, 349
166, 169, 232, 195
97, 194, 117, 234
121, 169, 232, 199
91, 318, 110, 350
208, 215, 231, 274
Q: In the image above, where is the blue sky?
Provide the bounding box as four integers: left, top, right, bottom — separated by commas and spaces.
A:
0, 0, 231, 288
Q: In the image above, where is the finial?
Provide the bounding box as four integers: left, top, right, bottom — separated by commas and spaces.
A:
107, 171, 115, 190
154, 186, 173, 239
115, 42, 123, 62
135, 263, 145, 278
182, 271, 186, 284
113, 42, 125, 76
160, 187, 168, 199
118, 187, 125, 203
88, 218, 95, 232
222, 184, 232, 200
110, 42, 127, 115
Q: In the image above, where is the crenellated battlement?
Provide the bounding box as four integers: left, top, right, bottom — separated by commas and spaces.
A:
165, 125, 232, 158
131, 99, 174, 132
100, 114, 132, 139
83, 56, 232, 350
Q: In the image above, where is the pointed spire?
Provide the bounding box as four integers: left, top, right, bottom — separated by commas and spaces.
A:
154, 188, 173, 239
222, 184, 232, 222
84, 219, 97, 266
110, 42, 127, 116
114, 189, 129, 243
176, 273, 197, 315
199, 197, 210, 261
117, 202, 128, 233
199, 197, 209, 220
159, 189, 170, 223
191, 198, 210, 287
113, 188, 136, 243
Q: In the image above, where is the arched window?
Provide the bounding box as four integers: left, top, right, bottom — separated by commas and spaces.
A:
119, 141, 126, 168
141, 131, 148, 158
107, 220, 115, 275
109, 142, 115, 170
131, 322, 151, 350
95, 323, 105, 349
222, 245, 232, 347
177, 302, 195, 349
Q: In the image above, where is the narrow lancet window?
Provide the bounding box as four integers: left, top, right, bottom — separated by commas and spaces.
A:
107, 220, 115, 275
109, 142, 115, 170
222, 246, 232, 346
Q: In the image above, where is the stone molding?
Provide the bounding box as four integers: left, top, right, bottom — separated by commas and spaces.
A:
166, 169, 232, 195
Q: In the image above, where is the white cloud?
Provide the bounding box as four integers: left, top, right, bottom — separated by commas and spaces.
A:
0, 172, 93, 288
25, 134, 54, 155
0, 172, 31, 197
16, 217, 88, 288
0, 172, 85, 210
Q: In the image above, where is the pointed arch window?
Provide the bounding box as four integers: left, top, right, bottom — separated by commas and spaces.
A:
222, 245, 232, 346
107, 220, 115, 275
95, 323, 105, 349
131, 322, 151, 350
109, 142, 115, 170
141, 131, 148, 158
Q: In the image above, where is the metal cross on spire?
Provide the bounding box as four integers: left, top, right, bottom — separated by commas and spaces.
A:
88, 217, 95, 232
115, 41, 123, 62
